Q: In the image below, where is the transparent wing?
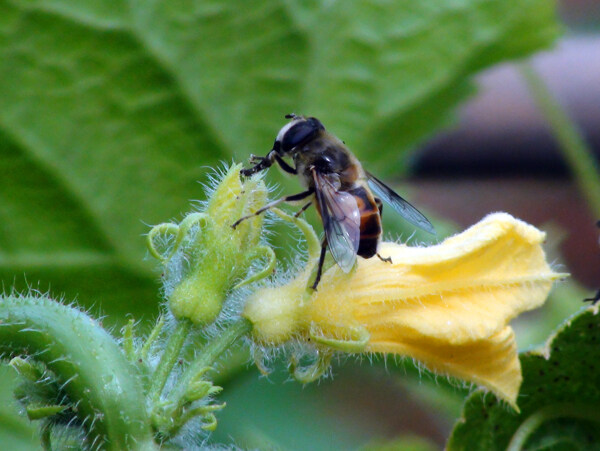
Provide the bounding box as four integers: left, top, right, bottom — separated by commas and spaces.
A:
313, 171, 361, 272
366, 171, 435, 235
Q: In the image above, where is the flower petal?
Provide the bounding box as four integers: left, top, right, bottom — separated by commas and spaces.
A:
367, 326, 522, 407
309, 213, 564, 344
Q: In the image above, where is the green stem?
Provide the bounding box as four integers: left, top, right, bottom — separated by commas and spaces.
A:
507, 403, 600, 451
0, 295, 157, 450
521, 64, 600, 218
40, 423, 52, 451
167, 318, 252, 405
149, 318, 192, 403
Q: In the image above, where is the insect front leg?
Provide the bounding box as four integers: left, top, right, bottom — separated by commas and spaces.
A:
273, 153, 297, 175
241, 151, 276, 177
232, 189, 314, 229
241, 150, 298, 177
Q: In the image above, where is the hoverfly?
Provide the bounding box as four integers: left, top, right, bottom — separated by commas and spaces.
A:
233, 114, 435, 289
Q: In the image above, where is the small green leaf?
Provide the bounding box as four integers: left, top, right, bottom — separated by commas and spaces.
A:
448, 306, 600, 450
26, 404, 67, 421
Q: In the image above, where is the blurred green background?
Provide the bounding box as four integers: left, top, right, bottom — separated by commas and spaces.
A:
0, 0, 598, 449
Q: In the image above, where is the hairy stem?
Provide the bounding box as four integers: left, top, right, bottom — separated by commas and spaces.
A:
149, 318, 192, 403
0, 295, 157, 450
167, 318, 252, 406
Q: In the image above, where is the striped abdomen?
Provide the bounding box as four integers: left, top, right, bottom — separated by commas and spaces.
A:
347, 184, 381, 258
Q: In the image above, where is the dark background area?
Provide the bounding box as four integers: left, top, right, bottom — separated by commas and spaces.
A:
409, 0, 600, 289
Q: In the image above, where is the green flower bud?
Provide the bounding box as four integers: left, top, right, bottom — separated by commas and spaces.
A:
148, 164, 275, 325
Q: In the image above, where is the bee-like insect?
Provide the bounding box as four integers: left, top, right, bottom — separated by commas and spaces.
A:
233, 114, 435, 289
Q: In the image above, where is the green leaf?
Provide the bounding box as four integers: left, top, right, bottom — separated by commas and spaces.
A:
0, 0, 229, 330
128, 0, 561, 172
448, 305, 600, 450
0, 0, 559, 323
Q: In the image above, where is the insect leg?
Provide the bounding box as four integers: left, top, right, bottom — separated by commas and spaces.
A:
241, 151, 297, 176
241, 151, 276, 177
373, 197, 391, 263
583, 288, 600, 305
377, 253, 392, 264
274, 153, 297, 174
375, 197, 383, 215
232, 189, 314, 229
294, 201, 313, 218
311, 238, 328, 290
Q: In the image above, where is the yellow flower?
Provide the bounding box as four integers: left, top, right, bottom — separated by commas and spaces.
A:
244, 212, 566, 408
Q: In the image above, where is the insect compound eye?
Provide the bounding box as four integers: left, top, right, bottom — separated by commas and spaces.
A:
280, 118, 324, 153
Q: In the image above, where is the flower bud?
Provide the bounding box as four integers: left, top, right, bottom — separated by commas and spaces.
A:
243, 208, 320, 346
148, 164, 273, 325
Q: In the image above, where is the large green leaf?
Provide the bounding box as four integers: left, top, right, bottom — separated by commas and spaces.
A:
128, 0, 560, 171
448, 305, 600, 450
0, 0, 559, 321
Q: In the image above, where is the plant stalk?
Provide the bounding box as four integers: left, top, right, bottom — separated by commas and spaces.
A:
149, 318, 192, 403
521, 64, 600, 218
167, 318, 252, 405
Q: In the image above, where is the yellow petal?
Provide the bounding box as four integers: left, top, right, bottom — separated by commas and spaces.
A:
244, 212, 566, 405
309, 213, 564, 345
303, 213, 565, 405
368, 326, 522, 408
